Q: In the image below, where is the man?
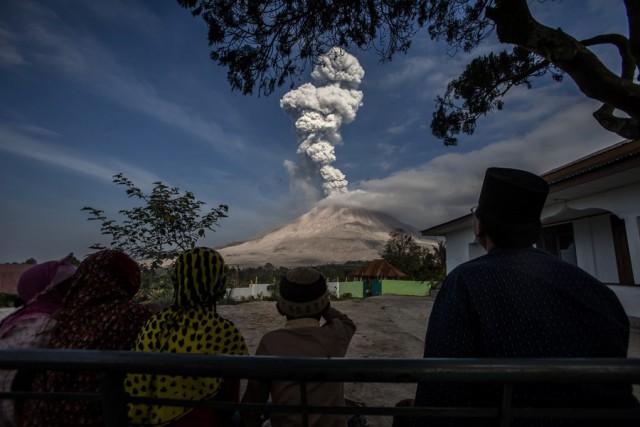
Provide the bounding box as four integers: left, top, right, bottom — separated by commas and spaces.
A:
413, 167, 638, 426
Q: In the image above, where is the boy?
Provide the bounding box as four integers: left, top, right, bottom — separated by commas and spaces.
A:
242, 267, 356, 427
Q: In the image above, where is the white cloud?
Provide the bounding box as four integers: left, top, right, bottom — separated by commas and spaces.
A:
5, 1, 242, 155
0, 124, 159, 186
0, 28, 26, 65
321, 97, 622, 230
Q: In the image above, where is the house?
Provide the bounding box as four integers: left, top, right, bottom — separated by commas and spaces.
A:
348, 258, 408, 296
421, 139, 640, 317
348, 259, 407, 280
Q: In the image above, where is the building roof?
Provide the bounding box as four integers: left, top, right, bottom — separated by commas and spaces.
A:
420, 213, 473, 237
348, 259, 407, 278
543, 139, 640, 189
0, 264, 33, 295
421, 138, 640, 236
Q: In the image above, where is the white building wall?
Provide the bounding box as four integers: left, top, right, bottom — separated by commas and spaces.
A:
444, 228, 477, 274
624, 215, 640, 284
588, 215, 619, 283
560, 182, 640, 284
436, 172, 640, 316
226, 282, 341, 300
608, 285, 640, 318
572, 219, 596, 277
568, 215, 618, 283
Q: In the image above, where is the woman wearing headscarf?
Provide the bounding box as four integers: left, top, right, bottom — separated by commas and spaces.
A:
23, 249, 154, 427
0, 254, 77, 427
126, 247, 248, 427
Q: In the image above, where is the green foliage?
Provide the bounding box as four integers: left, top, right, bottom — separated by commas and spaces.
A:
314, 261, 368, 282
178, 0, 640, 142
83, 173, 228, 300
0, 292, 18, 307
432, 48, 560, 145
432, 240, 447, 282
228, 263, 289, 288
140, 265, 174, 307
24, 258, 37, 265
226, 261, 368, 288
82, 173, 228, 269
380, 230, 445, 281
380, 229, 426, 279
177, 0, 420, 96
266, 282, 279, 301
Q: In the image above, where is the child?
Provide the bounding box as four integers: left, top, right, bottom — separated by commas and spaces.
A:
242, 267, 356, 427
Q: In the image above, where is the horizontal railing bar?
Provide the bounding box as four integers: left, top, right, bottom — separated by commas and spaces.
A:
2, 389, 638, 421
3, 388, 637, 420
0, 391, 103, 402
1, 350, 639, 383
2, 349, 639, 424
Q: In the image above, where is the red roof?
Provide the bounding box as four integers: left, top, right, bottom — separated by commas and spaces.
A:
0, 264, 32, 295
348, 259, 407, 278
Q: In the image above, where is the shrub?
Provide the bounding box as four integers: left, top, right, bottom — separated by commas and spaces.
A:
0, 293, 19, 308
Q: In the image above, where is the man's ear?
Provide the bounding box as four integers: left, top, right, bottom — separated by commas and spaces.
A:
474, 216, 488, 249
475, 218, 485, 238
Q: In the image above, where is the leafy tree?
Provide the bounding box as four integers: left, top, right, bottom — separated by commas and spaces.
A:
178, 0, 640, 143
380, 229, 434, 280
431, 240, 447, 283
82, 173, 229, 269
24, 258, 37, 265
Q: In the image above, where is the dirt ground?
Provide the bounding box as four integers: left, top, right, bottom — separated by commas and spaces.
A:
217, 295, 429, 427
217, 295, 640, 427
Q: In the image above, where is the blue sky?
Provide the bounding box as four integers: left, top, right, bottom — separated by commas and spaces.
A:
0, 0, 629, 263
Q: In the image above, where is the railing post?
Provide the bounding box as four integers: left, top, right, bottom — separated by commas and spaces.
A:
100, 372, 129, 427
499, 383, 514, 427
300, 381, 309, 427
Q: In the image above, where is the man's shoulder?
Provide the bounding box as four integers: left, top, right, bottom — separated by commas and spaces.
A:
449, 252, 492, 273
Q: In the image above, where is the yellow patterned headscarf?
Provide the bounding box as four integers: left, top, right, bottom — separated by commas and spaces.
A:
125, 247, 248, 426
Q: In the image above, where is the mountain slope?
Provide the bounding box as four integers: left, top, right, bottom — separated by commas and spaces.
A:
217, 205, 436, 267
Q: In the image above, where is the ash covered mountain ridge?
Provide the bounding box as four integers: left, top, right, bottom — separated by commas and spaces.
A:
216, 205, 437, 268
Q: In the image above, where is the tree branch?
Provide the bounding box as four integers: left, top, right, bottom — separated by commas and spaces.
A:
487, 0, 640, 138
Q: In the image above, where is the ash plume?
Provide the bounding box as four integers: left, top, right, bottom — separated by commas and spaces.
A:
280, 47, 364, 196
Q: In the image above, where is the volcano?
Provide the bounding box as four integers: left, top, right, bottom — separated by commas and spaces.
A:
217, 205, 436, 267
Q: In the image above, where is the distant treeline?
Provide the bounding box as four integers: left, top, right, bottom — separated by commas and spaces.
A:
227, 261, 369, 286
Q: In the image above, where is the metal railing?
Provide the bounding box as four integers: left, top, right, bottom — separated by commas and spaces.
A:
1, 349, 640, 426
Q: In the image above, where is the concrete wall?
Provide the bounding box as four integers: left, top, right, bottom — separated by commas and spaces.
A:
381, 280, 431, 296
438, 179, 640, 316
445, 228, 478, 274
224, 280, 431, 301
226, 283, 273, 300
545, 181, 640, 284
572, 215, 618, 283
608, 285, 640, 318
226, 281, 344, 300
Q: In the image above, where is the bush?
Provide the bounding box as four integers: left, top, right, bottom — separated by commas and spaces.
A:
0, 293, 18, 308
139, 266, 173, 306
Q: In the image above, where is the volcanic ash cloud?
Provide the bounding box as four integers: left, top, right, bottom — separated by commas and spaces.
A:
280, 47, 364, 196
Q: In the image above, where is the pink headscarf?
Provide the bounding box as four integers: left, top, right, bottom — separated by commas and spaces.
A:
0, 254, 77, 332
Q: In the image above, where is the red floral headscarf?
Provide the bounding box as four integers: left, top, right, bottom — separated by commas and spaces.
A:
23, 250, 153, 427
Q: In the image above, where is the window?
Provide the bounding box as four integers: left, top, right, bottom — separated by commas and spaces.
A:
538, 223, 577, 265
